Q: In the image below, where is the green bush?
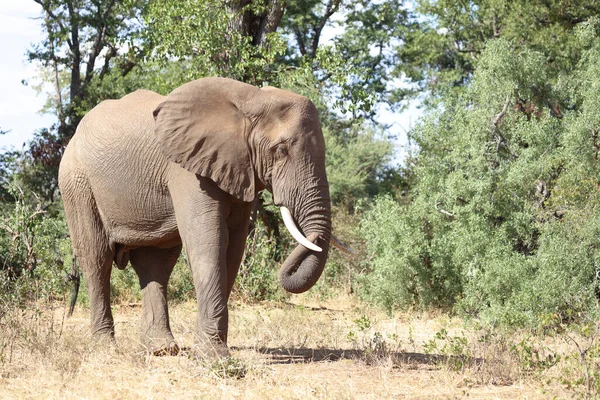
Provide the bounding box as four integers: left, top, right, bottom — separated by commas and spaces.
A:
167, 253, 195, 303
234, 218, 288, 303
324, 125, 393, 208
359, 195, 462, 310
0, 185, 72, 308
310, 206, 366, 297
109, 266, 141, 304
359, 31, 600, 327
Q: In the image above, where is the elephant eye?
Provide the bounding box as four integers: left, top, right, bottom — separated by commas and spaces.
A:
276, 146, 288, 160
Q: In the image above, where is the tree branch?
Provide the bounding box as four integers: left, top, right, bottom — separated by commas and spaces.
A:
490, 94, 516, 157
66, 0, 82, 103
311, 0, 342, 55
43, 12, 65, 126
256, 0, 285, 47
435, 202, 455, 219
84, 0, 116, 85
33, 0, 68, 36
84, 25, 107, 84
491, 94, 511, 127
98, 46, 118, 81
118, 46, 145, 77
294, 26, 307, 56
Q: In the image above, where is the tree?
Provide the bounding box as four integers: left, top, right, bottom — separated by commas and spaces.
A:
30, 0, 148, 136
278, 0, 409, 119
146, 0, 409, 119
145, 0, 288, 87
24, 0, 148, 202
395, 0, 600, 105
144, 0, 401, 204
20, 0, 405, 205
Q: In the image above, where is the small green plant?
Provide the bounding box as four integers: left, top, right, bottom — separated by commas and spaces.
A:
510, 336, 560, 373
234, 218, 286, 303
560, 319, 600, 399
354, 314, 372, 331
201, 356, 248, 380
346, 315, 399, 364
423, 328, 473, 371
346, 314, 371, 348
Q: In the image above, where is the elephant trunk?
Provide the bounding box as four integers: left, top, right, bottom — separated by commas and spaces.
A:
278, 195, 331, 294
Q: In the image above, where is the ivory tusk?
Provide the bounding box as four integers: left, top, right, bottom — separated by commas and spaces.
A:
330, 235, 356, 255
280, 207, 323, 252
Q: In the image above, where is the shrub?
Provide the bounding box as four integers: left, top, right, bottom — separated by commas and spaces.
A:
233, 218, 288, 303
0, 185, 72, 308
167, 252, 195, 303
359, 195, 462, 311
359, 32, 600, 327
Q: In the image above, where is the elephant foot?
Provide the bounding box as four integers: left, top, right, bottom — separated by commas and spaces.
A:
193, 335, 230, 359
91, 326, 116, 342
143, 333, 180, 356
151, 341, 180, 356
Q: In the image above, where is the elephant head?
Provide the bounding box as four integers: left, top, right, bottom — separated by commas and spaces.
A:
153, 77, 332, 293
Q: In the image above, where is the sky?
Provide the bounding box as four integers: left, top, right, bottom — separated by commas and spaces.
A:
0, 1, 418, 163
0, 0, 55, 151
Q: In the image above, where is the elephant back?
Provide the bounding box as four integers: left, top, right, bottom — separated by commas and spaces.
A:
62, 89, 177, 239
71, 90, 167, 168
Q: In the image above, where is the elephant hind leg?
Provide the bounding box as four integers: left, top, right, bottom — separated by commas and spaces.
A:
61, 174, 115, 337
130, 244, 182, 355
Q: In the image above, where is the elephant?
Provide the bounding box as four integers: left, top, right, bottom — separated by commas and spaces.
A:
58, 77, 346, 357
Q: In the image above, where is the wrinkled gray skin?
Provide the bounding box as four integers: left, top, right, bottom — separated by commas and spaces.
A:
58, 78, 331, 356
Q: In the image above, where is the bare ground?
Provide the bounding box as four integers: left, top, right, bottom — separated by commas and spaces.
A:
0, 295, 579, 399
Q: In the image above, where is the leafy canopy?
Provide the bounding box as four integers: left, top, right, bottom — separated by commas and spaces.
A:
396, 0, 600, 105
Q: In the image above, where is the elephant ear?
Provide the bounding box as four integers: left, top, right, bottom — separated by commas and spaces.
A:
153, 78, 259, 202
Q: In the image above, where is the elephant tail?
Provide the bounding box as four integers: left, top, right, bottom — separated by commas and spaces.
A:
66, 255, 80, 318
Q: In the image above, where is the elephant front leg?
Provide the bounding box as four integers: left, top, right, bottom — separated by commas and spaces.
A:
171, 176, 233, 358
189, 247, 231, 358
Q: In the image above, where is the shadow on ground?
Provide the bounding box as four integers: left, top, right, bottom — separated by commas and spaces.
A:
231, 346, 483, 368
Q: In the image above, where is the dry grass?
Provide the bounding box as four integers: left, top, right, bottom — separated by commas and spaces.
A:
0, 294, 591, 399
